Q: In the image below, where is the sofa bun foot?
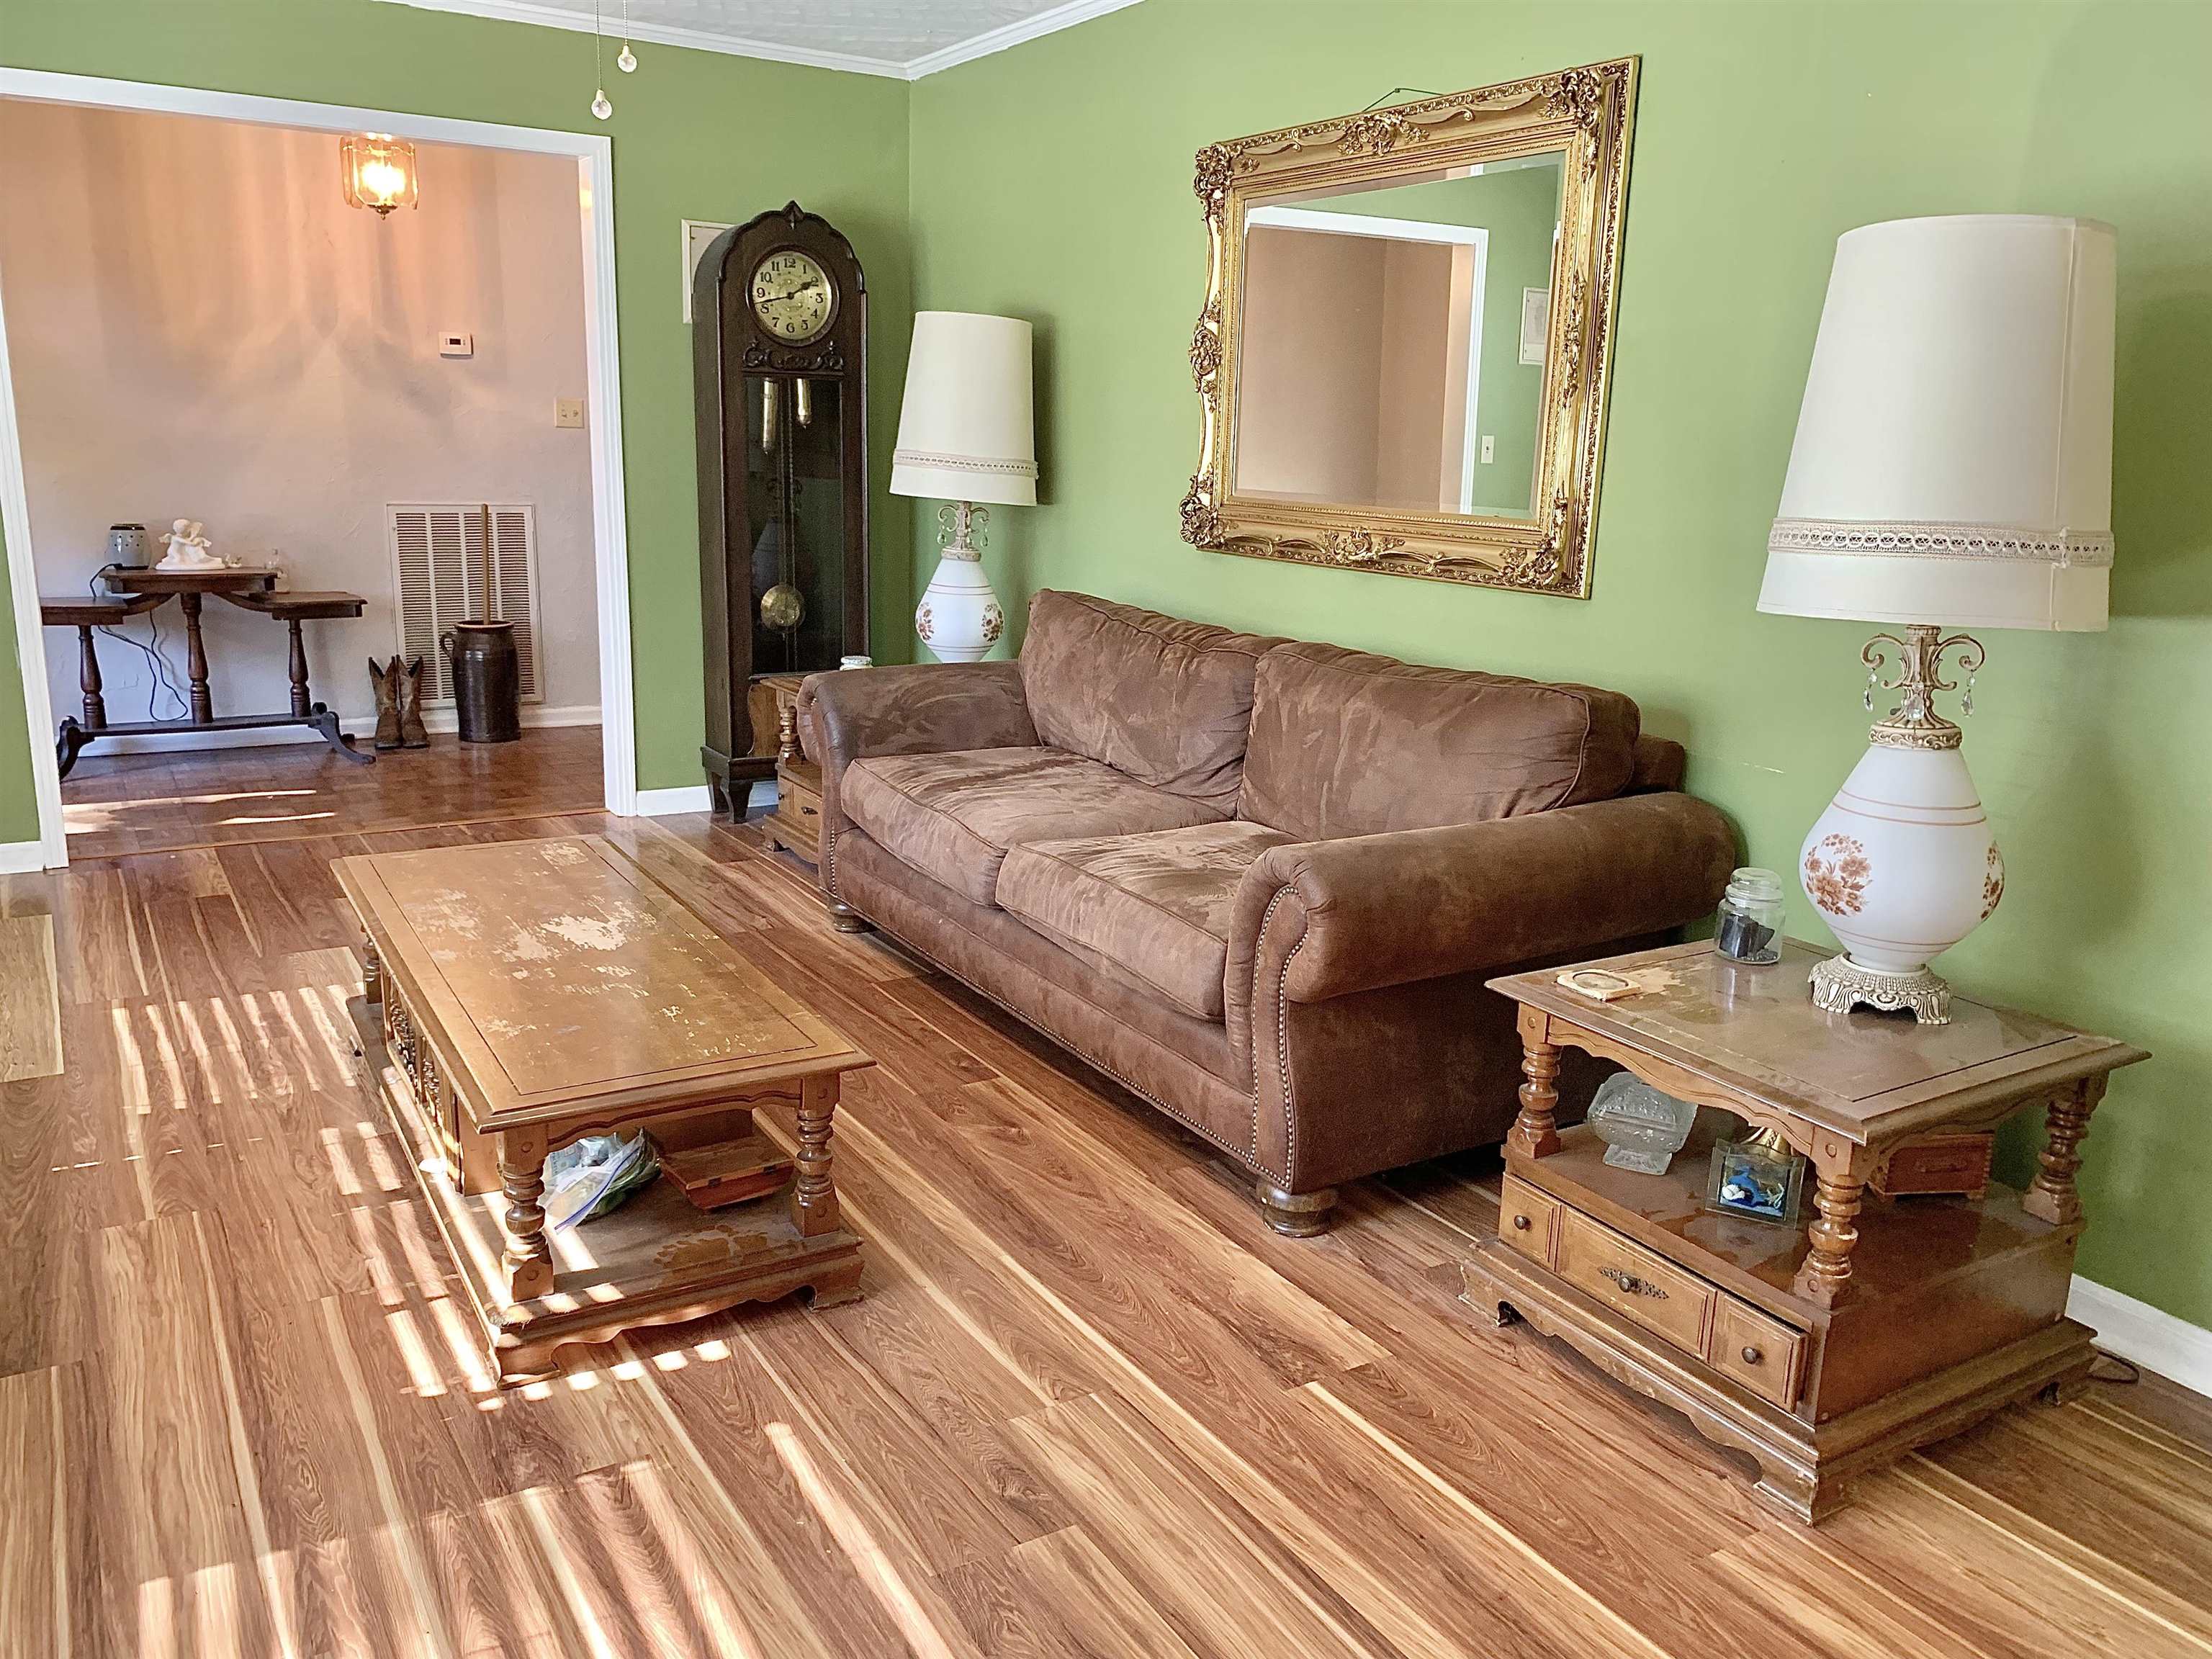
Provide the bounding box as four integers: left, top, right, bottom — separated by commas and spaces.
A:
825, 899, 872, 935
1254, 1181, 1337, 1237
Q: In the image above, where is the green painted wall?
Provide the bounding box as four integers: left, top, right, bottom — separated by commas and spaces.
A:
0, 0, 914, 825
1301, 163, 1561, 514
908, 1, 2212, 1327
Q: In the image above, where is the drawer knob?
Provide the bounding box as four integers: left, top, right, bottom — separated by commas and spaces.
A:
1741, 1346, 1762, 1365
1511, 1214, 1532, 1231
1599, 1266, 1667, 1300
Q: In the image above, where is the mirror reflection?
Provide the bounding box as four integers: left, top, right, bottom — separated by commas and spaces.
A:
1231, 152, 1564, 520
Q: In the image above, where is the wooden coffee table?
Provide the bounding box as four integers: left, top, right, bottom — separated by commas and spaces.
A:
336, 836, 870, 1382
1467, 938, 2146, 1521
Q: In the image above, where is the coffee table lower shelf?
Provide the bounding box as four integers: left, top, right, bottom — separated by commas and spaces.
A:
352, 997, 862, 1383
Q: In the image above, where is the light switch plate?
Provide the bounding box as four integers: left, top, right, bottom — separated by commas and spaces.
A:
1480, 436, 1496, 464
554, 398, 585, 429
439, 332, 474, 357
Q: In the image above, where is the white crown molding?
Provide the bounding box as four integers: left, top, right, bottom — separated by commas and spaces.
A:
373, 0, 1141, 79
902, 0, 1145, 78
2071, 1275, 2212, 1399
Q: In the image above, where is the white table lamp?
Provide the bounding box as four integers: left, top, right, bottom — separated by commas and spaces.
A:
891, 311, 1038, 662
1760, 214, 2116, 1023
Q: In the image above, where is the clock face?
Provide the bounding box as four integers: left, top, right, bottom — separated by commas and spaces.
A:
750, 248, 835, 343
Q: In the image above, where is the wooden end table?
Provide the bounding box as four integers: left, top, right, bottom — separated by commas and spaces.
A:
1467, 938, 2146, 1521
755, 672, 824, 864
337, 835, 870, 1382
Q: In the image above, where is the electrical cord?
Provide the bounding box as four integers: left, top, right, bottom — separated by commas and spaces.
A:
88, 570, 190, 722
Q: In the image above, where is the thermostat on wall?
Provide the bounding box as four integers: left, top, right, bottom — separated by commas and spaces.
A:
439, 332, 475, 358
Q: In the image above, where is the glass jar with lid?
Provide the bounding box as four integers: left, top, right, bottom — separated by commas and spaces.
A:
1715, 867, 1786, 964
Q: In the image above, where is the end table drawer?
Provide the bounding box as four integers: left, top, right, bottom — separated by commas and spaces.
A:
1500, 1176, 1561, 1268
1555, 1210, 1715, 1356
1711, 1298, 1806, 1409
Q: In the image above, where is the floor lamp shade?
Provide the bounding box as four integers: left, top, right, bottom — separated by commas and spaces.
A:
1756, 215, 2118, 1022
892, 311, 1038, 662
1760, 215, 2116, 634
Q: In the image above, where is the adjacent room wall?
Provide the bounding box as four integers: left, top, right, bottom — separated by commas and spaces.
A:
907, 0, 2212, 1330
1, 102, 598, 729
0, 0, 914, 833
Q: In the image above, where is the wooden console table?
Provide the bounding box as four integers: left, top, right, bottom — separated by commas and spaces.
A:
41, 564, 369, 776
1467, 938, 2146, 1521
338, 835, 870, 1382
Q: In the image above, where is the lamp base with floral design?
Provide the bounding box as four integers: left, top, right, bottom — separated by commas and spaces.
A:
1799, 624, 2002, 1027
914, 502, 1005, 664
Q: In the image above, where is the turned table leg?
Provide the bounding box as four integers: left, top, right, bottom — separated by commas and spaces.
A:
500, 1126, 555, 1301
1506, 1007, 1563, 1160
2023, 1077, 2106, 1226
791, 1074, 842, 1237
1793, 1146, 1876, 1308
285, 618, 312, 719
179, 590, 214, 724
777, 699, 801, 768
76, 624, 107, 729
361, 932, 383, 1005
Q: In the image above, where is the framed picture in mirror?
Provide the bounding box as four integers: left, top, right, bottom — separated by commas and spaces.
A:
1181, 58, 1637, 598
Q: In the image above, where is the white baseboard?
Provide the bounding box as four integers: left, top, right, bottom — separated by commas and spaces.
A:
2071, 1275, 2212, 1398
70, 703, 601, 756
633, 784, 714, 816
0, 838, 50, 873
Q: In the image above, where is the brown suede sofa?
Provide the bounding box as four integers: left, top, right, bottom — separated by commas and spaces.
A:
799, 590, 1735, 1234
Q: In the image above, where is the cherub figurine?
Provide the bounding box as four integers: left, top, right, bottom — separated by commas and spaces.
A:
156, 518, 225, 572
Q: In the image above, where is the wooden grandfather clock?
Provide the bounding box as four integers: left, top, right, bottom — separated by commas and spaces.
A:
693, 202, 870, 813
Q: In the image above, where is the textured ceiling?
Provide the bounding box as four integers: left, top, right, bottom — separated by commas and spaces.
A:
388, 0, 1120, 75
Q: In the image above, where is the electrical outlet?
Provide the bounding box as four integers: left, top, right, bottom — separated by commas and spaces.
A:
439, 331, 474, 357
1480, 435, 1496, 464
555, 397, 585, 428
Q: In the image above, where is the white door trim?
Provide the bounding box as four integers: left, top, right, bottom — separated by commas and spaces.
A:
0, 68, 639, 865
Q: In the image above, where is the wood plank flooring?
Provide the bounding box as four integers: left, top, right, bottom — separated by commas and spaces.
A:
59, 723, 604, 856
2, 802, 2208, 1658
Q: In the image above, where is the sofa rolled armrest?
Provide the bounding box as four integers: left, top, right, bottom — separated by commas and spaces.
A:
1232, 791, 1737, 1008
800, 662, 1039, 894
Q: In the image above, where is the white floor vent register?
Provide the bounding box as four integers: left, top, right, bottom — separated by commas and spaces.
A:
387, 503, 544, 706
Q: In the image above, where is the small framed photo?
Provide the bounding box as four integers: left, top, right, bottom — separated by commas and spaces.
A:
1705, 1136, 1804, 1226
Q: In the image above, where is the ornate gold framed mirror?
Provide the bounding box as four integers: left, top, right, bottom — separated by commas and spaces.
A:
1180, 58, 1637, 598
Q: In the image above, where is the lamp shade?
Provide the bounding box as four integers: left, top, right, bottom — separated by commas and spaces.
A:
1759, 215, 2116, 632
891, 311, 1038, 507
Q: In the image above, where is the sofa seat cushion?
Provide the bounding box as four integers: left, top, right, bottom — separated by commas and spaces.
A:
842, 746, 1226, 909
996, 821, 1295, 1021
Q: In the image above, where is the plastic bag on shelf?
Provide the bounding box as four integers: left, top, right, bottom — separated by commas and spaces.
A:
543, 1131, 659, 1229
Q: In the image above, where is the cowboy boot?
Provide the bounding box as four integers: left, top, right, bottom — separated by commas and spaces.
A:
370, 657, 404, 750
399, 656, 431, 749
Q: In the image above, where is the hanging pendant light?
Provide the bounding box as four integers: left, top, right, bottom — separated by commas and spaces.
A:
340, 133, 420, 217
617, 0, 638, 72
589, 0, 613, 119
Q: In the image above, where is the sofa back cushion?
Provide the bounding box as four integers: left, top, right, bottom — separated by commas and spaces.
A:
1020, 590, 1284, 813
1237, 642, 1642, 840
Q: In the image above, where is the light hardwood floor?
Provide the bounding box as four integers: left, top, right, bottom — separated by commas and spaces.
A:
2, 804, 2208, 1658
59, 723, 605, 857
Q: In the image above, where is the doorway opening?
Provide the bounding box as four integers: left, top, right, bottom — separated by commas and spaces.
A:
0, 71, 634, 863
